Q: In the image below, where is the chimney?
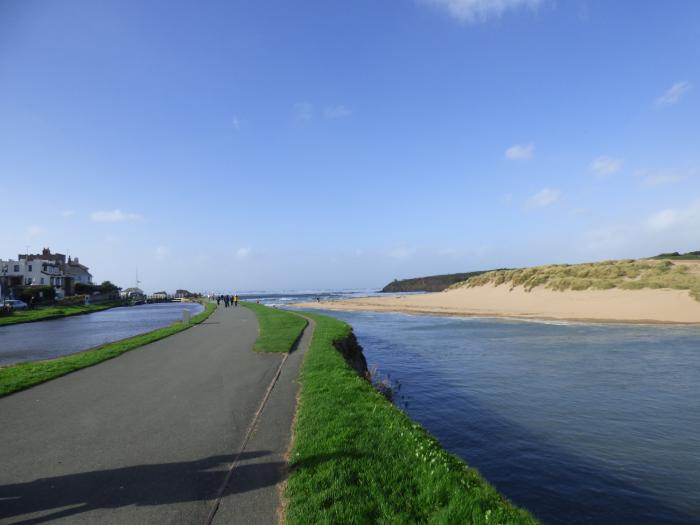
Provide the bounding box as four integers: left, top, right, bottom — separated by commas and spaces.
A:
42, 248, 50, 256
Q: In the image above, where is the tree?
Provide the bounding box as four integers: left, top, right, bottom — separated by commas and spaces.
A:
98, 281, 120, 293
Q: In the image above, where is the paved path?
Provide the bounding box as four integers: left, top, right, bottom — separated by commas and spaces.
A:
0, 305, 312, 525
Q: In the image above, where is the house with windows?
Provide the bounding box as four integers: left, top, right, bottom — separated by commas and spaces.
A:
64, 256, 93, 294
0, 248, 94, 299
121, 287, 146, 304
0, 259, 26, 299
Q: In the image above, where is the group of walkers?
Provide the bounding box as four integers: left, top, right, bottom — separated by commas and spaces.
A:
216, 294, 239, 308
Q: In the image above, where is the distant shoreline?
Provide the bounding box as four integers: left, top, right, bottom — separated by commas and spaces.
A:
293, 284, 700, 325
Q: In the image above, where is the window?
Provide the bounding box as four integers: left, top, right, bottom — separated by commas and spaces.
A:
41, 278, 45, 284
26, 277, 33, 285
28, 264, 32, 272
43, 264, 47, 272
14, 265, 19, 272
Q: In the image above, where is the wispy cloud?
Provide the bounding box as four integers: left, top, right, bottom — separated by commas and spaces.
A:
324, 105, 352, 119
423, 0, 542, 23
528, 188, 560, 208
235, 247, 252, 260
232, 116, 241, 131
647, 200, 700, 232
637, 169, 684, 188
26, 225, 47, 238
294, 102, 313, 121
655, 81, 691, 108
60, 210, 76, 217
590, 156, 623, 177
388, 245, 416, 260
505, 142, 534, 160
91, 209, 142, 223
155, 245, 171, 261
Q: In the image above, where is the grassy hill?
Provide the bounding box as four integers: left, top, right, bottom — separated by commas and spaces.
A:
649, 250, 700, 260
454, 259, 700, 301
382, 271, 488, 293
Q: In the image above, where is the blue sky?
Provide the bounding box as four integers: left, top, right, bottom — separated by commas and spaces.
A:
1, 0, 699, 292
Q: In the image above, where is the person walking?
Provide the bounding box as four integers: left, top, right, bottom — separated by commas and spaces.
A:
234, 294, 238, 307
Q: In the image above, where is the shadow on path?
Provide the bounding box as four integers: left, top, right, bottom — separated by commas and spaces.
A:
0, 452, 280, 525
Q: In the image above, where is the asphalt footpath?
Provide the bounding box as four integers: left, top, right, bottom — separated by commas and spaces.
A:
0, 304, 313, 525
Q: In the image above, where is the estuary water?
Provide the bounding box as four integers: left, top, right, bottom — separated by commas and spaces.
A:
307, 309, 700, 525
0, 302, 204, 365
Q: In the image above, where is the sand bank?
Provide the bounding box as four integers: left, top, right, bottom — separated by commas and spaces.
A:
294, 284, 700, 324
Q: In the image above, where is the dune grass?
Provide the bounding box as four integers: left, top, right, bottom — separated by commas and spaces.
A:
459, 259, 700, 301
0, 302, 216, 397
242, 302, 308, 353
0, 303, 120, 327
285, 311, 539, 524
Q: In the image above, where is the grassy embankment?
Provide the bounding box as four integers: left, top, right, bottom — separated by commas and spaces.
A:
286, 310, 538, 524
242, 301, 308, 352
459, 259, 700, 301
0, 303, 121, 327
0, 302, 217, 397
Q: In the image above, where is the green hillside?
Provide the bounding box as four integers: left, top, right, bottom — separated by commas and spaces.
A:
382, 271, 488, 293
456, 259, 700, 301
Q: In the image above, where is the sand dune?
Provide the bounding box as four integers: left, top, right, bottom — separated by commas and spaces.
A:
294, 284, 700, 324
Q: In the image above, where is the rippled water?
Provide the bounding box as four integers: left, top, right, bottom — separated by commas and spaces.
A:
313, 309, 700, 525
0, 302, 204, 365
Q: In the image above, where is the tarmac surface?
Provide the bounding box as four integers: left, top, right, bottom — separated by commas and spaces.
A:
0, 304, 312, 525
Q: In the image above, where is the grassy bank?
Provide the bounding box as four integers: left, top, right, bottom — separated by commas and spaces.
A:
286, 311, 538, 524
460, 259, 700, 301
242, 302, 307, 352
0, 302, 217, 397
0, 302, 122, 327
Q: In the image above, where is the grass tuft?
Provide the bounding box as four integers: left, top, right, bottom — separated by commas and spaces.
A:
0, 302, 216, 397
285, 311, 539, 524
242, 302, 308, 353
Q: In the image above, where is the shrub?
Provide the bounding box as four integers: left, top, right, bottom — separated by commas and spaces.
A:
19, 285, 56, 304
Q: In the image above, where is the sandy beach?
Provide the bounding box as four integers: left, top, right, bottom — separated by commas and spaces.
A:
294, 284, 700, 324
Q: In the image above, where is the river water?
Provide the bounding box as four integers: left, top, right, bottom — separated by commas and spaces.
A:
303, 308, 700, 525
3, 290, 699, 524
0, 302, 204, 366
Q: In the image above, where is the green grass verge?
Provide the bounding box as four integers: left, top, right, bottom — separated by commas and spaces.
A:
0, 303, 121, 327
0, 302, 217, 397
285, 311, 539, 525
242, 302, 308, 353
458, 259, 700, 301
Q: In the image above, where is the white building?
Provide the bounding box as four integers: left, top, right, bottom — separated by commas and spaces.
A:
65, 257, 93, 287
0, 248, 94, 299
0, 259, 25, 299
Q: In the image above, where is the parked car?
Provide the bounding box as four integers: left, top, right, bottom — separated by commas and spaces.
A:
3, 299, 28, 310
